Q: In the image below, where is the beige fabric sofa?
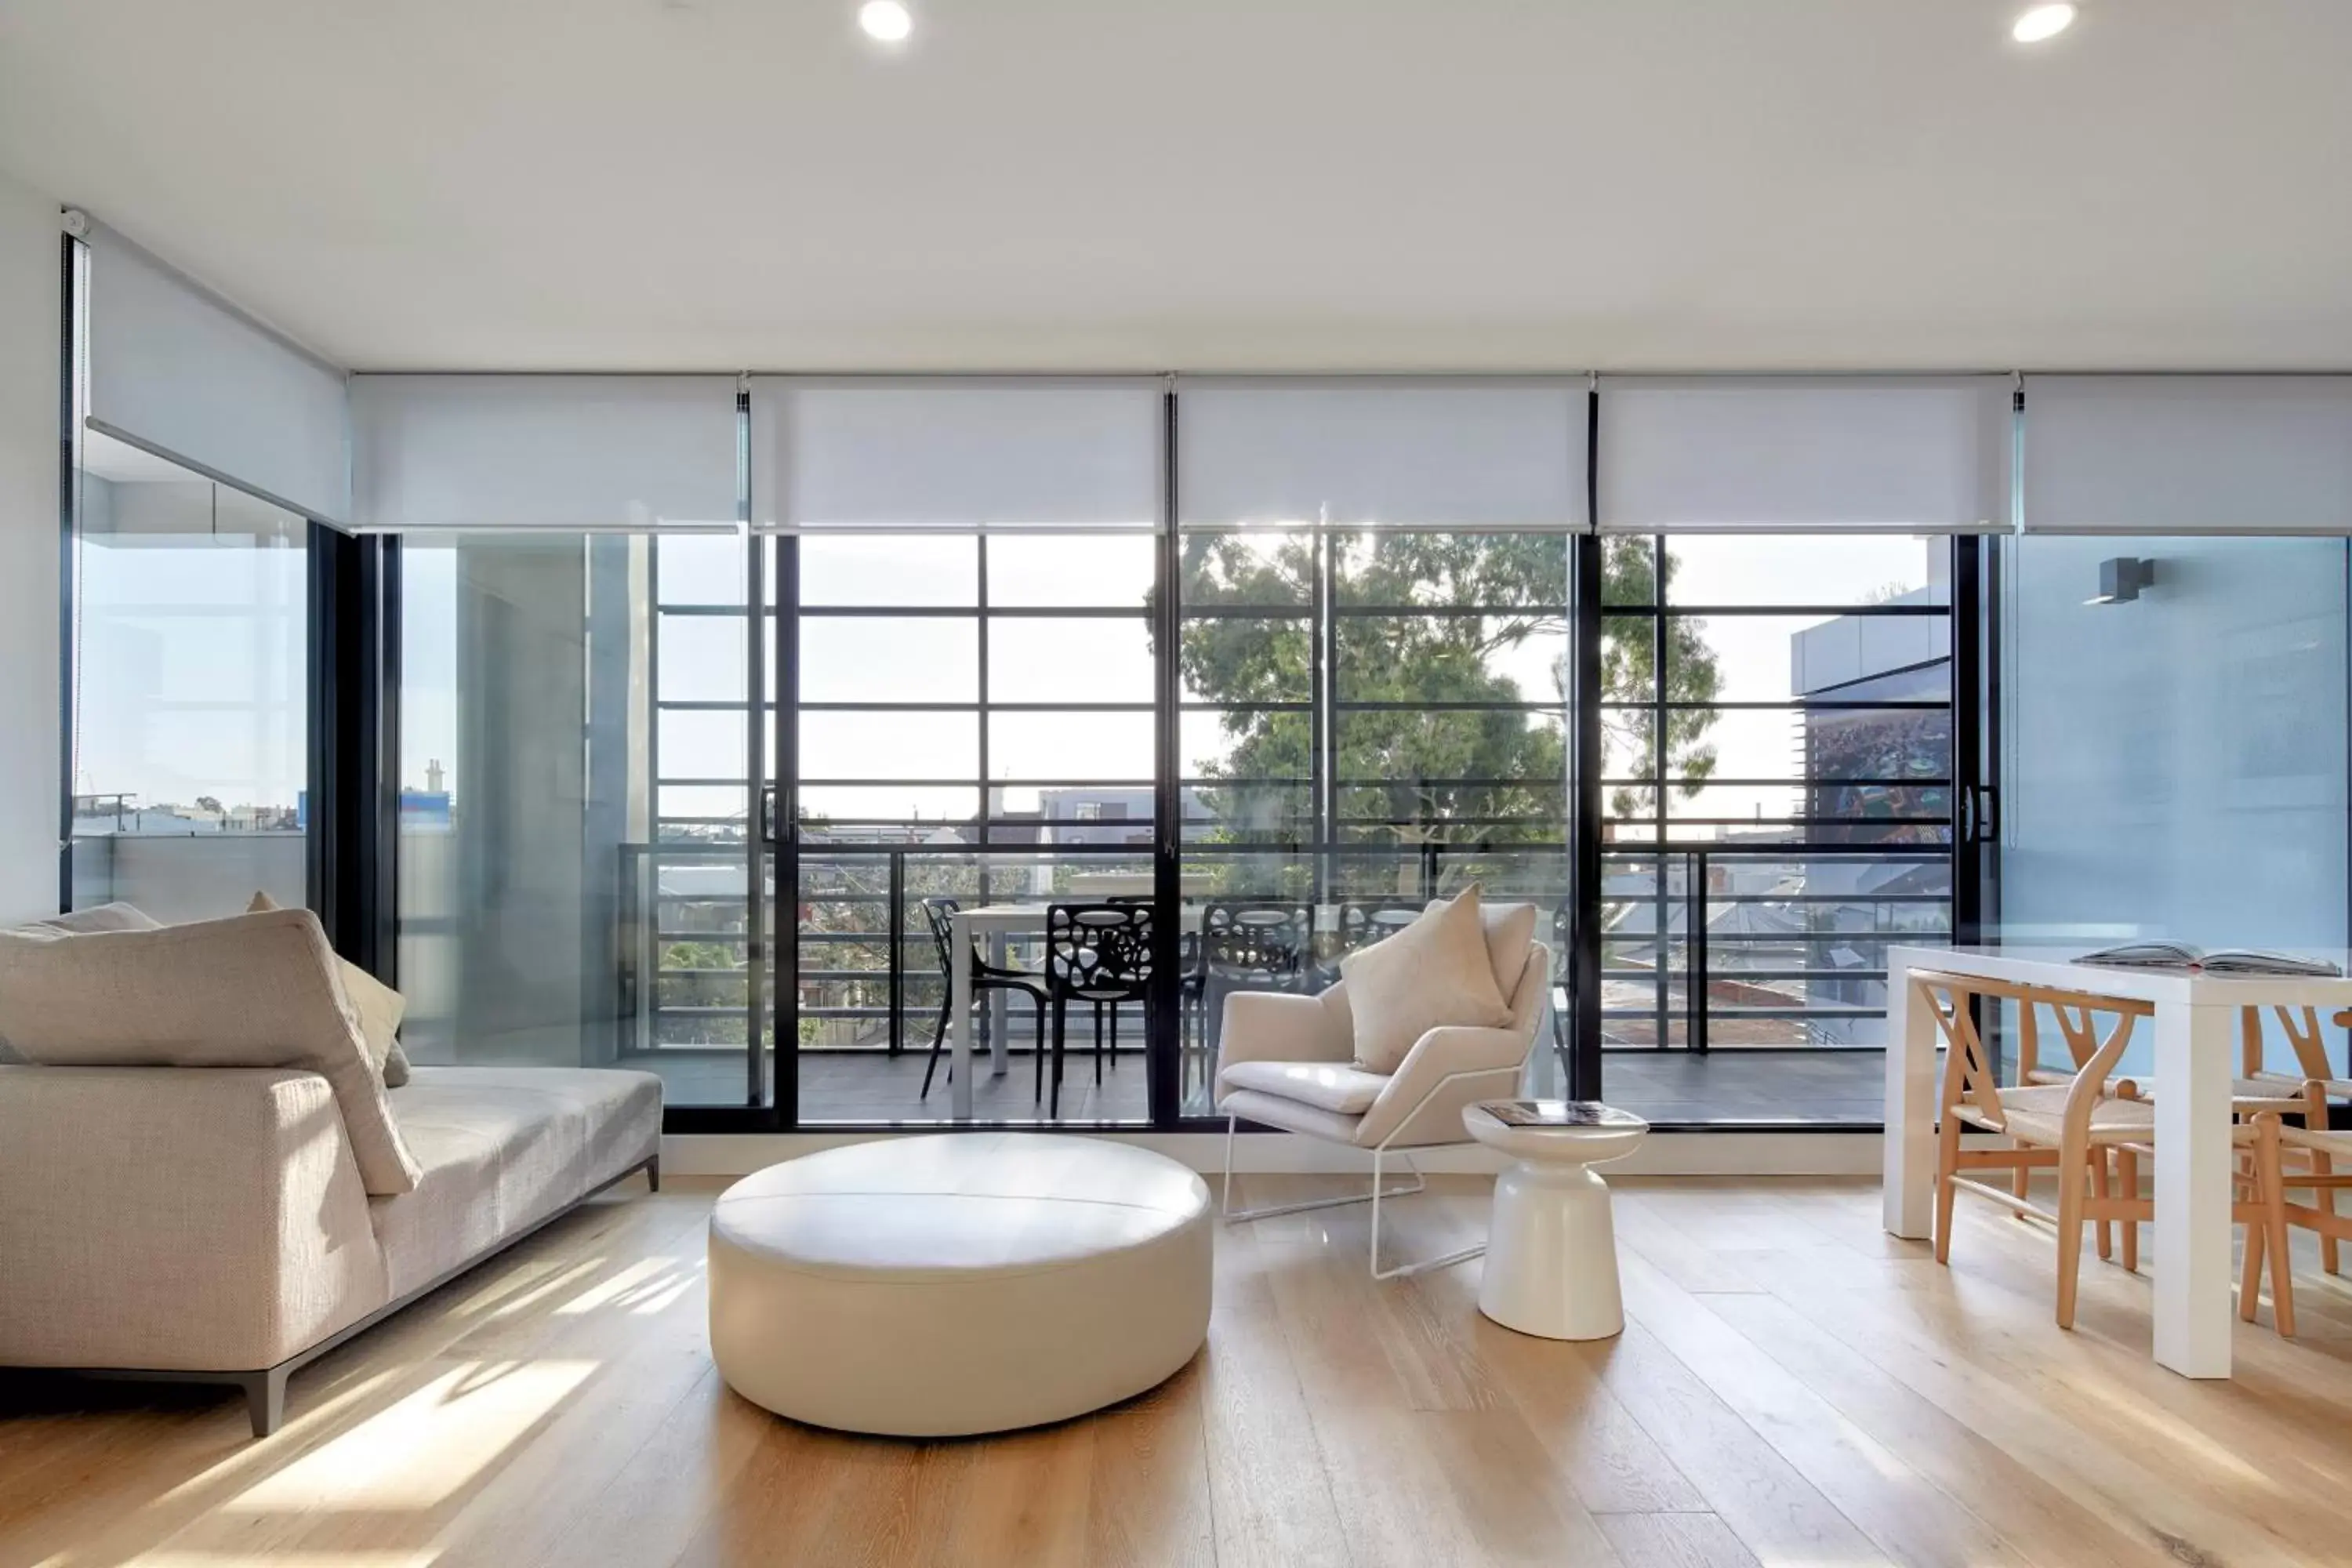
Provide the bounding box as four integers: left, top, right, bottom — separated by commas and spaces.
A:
0, 1061, 661, 1435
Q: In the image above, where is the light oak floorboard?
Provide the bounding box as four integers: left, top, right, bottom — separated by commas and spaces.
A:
9, 1175, 2352, 1566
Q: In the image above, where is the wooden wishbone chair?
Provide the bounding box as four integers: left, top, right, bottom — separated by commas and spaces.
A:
2249, 1111, 2352, 1338
2013, 990, 2149, 1262
2235, 1006, 2352, 1277
1919, 972, 2291, 1330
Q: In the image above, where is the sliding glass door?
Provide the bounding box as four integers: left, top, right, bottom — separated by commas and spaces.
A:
1597, 534, 1961, 1123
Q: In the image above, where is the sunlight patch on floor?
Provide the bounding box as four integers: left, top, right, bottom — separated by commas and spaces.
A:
221, 1359, 597, 1513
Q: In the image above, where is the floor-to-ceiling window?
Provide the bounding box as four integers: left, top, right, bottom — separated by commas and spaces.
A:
397, 531, 743, 1092
360, 371, 2019, 1133
62, 227, 342, 926
755, 379, 1163, 1125
780, 530, 1160, 1123
1174, 382, 1584, 1112
1599, 534, 1956, 1123
69, 429, 309, 920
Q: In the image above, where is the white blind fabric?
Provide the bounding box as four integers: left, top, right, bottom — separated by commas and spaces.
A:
1597, 376, 2013, 533
2022, 376, 2352, 535
350, 376, 740, 532
753, 379, 1160, 531
1178, 382, 1584, 530
85, 227, 350, 524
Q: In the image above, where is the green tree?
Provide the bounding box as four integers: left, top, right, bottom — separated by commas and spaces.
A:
1173, 532, 1719, 849
1597, 535, 1722, 825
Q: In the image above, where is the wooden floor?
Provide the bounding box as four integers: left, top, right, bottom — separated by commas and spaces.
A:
9, 1172, 2352, 1566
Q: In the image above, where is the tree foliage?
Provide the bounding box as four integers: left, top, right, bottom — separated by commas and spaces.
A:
1172, 532, 1720, 845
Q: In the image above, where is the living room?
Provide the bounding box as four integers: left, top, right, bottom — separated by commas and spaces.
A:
6, 4, 2352, 1565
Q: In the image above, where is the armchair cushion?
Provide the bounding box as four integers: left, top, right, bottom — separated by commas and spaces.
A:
1338, 884, 1512, 1073
1218, 1058, 1389, 1116
1454, 897, 1540, 996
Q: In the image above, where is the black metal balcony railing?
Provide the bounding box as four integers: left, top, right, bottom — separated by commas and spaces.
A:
1598, 844, 1953, 1051
623, 840, 1951, 1062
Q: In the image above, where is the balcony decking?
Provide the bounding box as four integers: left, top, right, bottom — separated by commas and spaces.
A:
638, 1044, 1886, 1127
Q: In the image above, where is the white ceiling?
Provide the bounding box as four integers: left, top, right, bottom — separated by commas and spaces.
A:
3, 0, 2350, 374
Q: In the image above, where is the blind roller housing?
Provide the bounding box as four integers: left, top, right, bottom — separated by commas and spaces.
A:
86, 228, 350, 524
351, 375, 740, 531
1178, 382, 1584, 530
753, 380, 1160, 531
1598, 376, 2013, 533
2022, 376, 2352, 535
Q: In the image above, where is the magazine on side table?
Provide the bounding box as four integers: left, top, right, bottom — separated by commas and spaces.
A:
2074, 941, 2343, 978
1481, 1101, 1646, 1130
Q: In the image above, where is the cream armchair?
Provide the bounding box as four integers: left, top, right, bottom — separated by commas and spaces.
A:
1214, 917, 1550, 1279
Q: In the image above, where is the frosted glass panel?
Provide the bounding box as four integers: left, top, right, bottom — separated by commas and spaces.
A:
2003, 535, 2347, 954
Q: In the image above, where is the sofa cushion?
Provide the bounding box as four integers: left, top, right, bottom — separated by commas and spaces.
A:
368, 1067, 663, 1299
1338, 884, 1513, 1073
1217, 1058, 1389, 1116
0, 908, 423, 1196
0, 906, 162, 1065
29, 902, 164, 935
247, 891, 410, 1087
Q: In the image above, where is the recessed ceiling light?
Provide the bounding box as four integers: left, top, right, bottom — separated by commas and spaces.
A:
858, 0, 913, 43
2013, 4, 2077, 44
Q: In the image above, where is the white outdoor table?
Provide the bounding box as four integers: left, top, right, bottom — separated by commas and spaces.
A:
1884, 944, 2352, 1378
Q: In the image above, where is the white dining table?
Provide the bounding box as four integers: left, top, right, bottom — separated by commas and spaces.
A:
1884, 944, 2352, 1378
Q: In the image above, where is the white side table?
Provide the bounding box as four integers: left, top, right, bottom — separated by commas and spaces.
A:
1463, 1100, 1649, 1341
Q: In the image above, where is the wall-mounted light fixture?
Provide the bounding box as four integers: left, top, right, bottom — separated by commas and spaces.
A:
2086, 556, 2154, 605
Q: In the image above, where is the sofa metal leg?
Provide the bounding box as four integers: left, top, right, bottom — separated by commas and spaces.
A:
645, 1155, 661, 1193
243, 1367, 287, 1438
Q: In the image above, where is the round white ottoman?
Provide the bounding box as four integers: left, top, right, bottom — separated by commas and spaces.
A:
1463, 1101, 1649, 1341
708, 1132, 1211, 1436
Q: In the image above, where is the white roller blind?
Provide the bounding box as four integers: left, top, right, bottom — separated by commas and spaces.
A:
1598, 376, 2013, 533
350, 375, 739, 531
1178, 381, 1584, 530
86, 227, 350, 524
753, 379, 1160, 531
2022, 376, 2352, 535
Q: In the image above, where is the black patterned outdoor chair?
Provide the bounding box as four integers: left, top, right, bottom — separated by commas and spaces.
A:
1044, 902, 1157, 1118
918, 896, 1048, 1099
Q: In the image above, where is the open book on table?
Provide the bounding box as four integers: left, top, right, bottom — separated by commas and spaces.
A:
2075, 941, 2343, 978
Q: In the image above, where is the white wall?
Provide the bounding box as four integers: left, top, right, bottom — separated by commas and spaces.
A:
0, 170, 60, 924
2003, 534, 2350, 953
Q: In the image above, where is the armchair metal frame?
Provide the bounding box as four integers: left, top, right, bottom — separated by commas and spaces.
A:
1220, 1065, 1522, 1280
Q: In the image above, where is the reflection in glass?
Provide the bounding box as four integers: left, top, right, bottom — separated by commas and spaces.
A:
71, 434, 307, 921
398, 533, 755, 1105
